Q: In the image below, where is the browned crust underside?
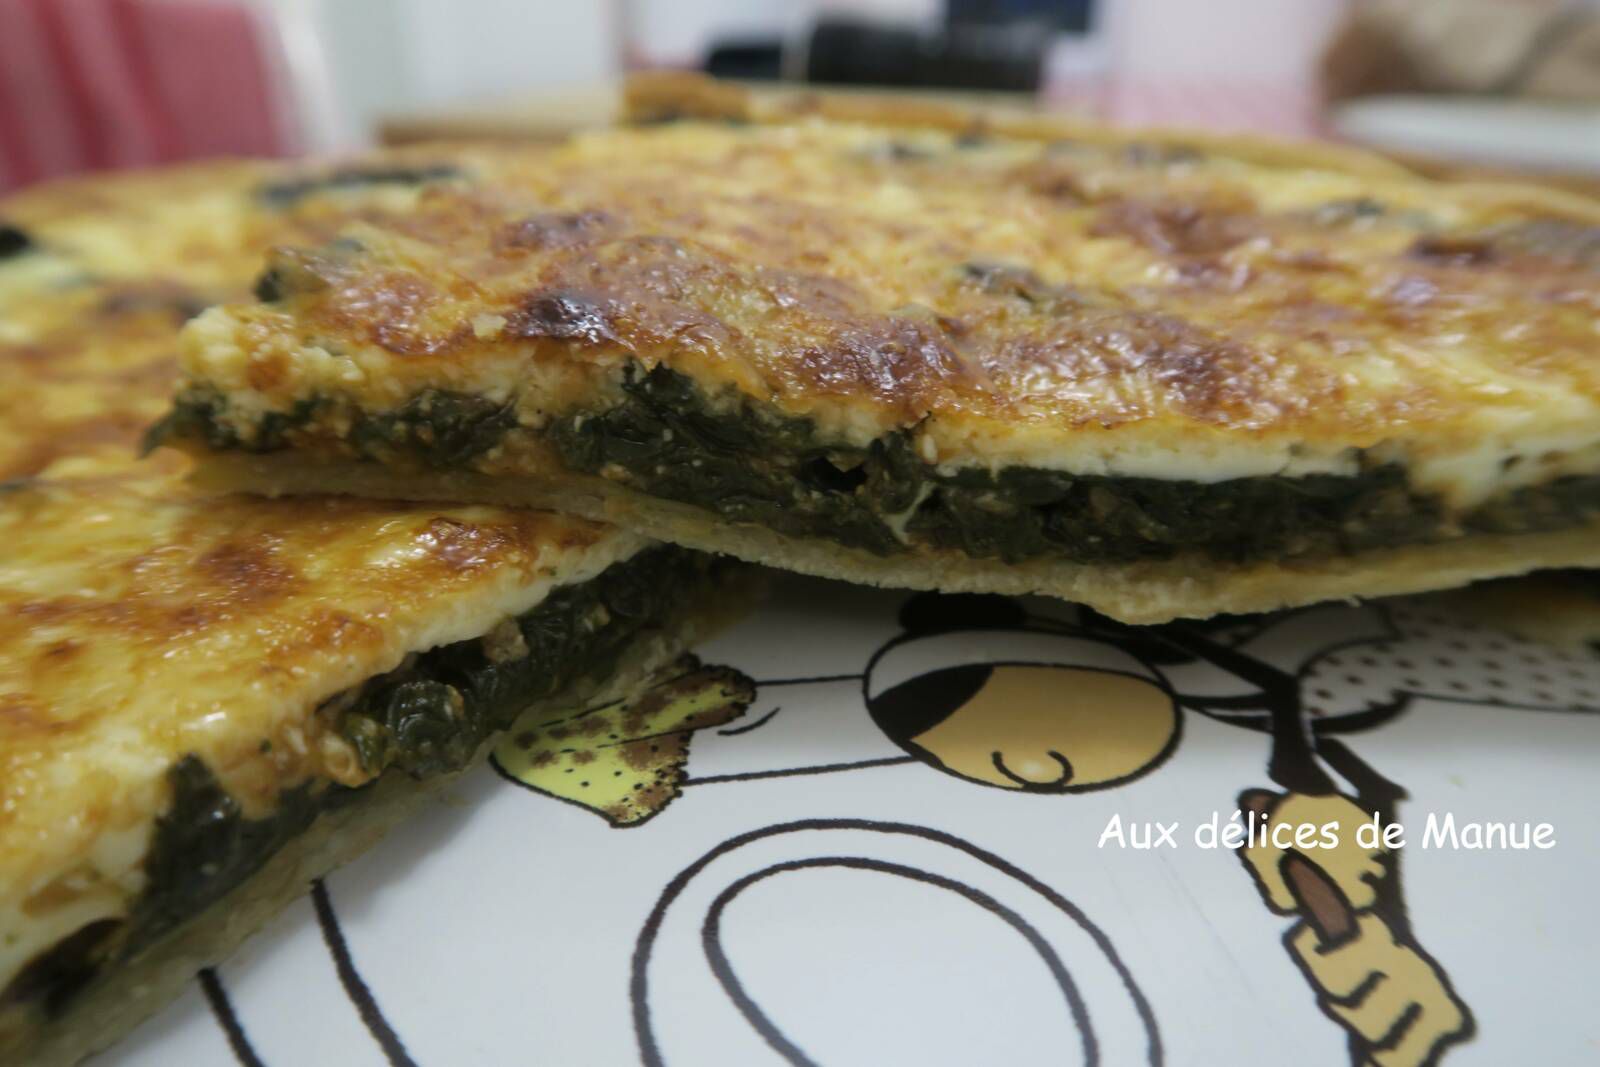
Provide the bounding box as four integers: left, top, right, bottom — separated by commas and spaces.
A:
191, 453, 1600, 625
1435, 573, 1600, 651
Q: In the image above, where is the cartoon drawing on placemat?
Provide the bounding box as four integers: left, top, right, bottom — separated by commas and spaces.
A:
482, 590, 1600, 1067
494, 658, 757, 827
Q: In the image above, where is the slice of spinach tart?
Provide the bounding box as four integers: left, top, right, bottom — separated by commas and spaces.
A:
0, 468, 734, 1066
1, 154, 743, 1066
156, 76, 1600, 623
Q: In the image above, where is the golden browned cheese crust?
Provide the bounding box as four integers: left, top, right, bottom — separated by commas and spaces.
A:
0, 146, 530, 480
0, 160, 275, 290
0, 282, 201, 479
0, 157, 325, 479
0, 466, 617, 801
0, 465, 638, 1005
0, 147, 523, 292
0, 152, 691, 1062
0, 162, 262, 478
175, 93, 1600, 499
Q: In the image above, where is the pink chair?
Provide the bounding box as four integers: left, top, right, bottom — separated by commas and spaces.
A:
0, 0, 299, 193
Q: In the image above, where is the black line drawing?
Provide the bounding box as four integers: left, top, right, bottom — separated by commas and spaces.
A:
716, 706, 783, 737
751, 674, 865, 689
702, 857, 1098, 1066
864, 596, 1482, 1066
312, 879, 419, 1067
611, 591, 1600, 1065
298, 586, 1598, 1066
199, 967, 267, 1067
682, 755, 916, 788
630, 818, 1162, 1067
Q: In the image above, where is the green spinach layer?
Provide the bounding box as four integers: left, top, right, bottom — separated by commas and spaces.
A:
157, 364, 1600, 565
548, 365, 1600, 564
2, 545, 709, 1018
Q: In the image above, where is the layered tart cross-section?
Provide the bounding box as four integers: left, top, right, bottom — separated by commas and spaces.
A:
0, 149, 745, 1067
156, 79, 1600, 622
0, 467, 736, 1066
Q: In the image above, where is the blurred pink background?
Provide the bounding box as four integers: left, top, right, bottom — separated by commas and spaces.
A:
0, 0, 295, 190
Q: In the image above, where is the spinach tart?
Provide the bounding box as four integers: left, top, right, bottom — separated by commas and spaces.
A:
0, 465, 730, 1067
0, 156, 741, 1066
158, 75, 1600, 623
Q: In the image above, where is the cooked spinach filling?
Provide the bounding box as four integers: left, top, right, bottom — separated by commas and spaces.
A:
3, 545, 710, 1017
547, 365, 1600, 564
149, 387, 514, 471
158, 364, 1600, 565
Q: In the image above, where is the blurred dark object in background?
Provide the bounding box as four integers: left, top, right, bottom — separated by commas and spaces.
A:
704, 39, 786, 83
706, 1, 1102, 93
1322, 0, 1600, 105
947, 0, 1094, 34
802, 17, 1048, 91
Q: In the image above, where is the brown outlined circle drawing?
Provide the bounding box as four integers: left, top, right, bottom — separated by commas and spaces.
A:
630, 819, 1163, 1067
863, 625, 1182, 793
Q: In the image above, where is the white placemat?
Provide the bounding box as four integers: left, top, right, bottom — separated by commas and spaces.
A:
108, 575, 1600, 1066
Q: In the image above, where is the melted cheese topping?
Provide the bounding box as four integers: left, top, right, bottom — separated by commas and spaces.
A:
0, 282, 198, 480
0, 465, 643, 999
0, 147, 538, 482
0, 473, 649, 1000
0, 152, 655, 1004
175, 119, 1600, 507
0, 148, 519, 291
